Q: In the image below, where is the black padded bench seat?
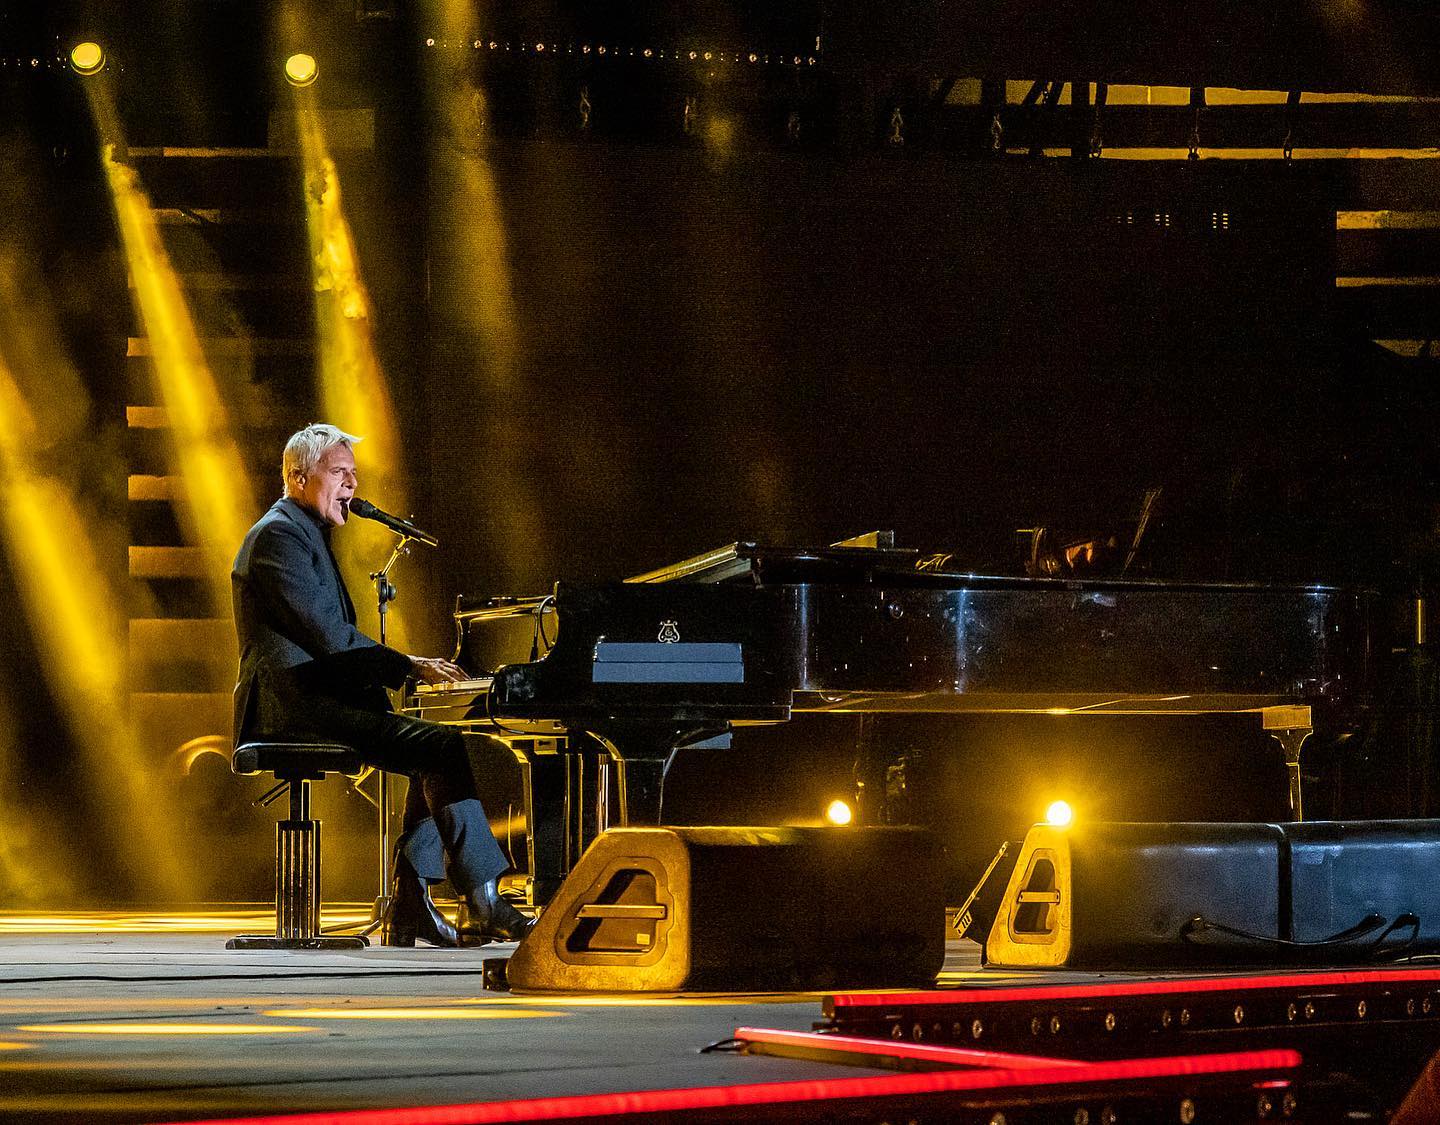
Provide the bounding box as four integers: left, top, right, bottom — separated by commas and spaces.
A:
227, 741, 369, 951
232, 742, 363, 780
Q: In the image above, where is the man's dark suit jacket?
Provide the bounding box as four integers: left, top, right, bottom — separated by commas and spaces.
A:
231, 496, 412, 745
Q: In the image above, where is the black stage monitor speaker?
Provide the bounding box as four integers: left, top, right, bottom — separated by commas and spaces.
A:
986, 821, 1284, 969
1285, 819, 1440, 948
505, 826, 945, 993
986, 819, 1440, 969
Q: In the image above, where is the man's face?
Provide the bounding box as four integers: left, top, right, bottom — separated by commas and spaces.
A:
295, 443, 357, 528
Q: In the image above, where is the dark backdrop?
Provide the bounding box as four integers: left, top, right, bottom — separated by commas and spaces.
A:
422, 144, 1351, 598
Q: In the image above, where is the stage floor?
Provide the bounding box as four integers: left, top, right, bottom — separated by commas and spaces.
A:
7, 910, 1415, 1125
0, 909, 1031, 1125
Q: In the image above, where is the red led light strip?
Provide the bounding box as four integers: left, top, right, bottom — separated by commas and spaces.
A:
733, 1025, 1083, 1069
831, 967, 1440, 1008
157, 1050, 1300, 1125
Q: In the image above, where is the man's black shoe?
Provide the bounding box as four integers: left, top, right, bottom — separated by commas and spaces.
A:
457, 880, 536, 946
384, 853, 459, 948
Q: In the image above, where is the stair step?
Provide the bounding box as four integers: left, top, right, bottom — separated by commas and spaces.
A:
129, 617, 234, 654
1375, 339, 1440, 359
127, 406, 168, 429
1337, 210, 1440, 230
1335, 276, 1440, 287
129, 474, 176, 501
124, 392, 293, 430
129, 546, 206, 579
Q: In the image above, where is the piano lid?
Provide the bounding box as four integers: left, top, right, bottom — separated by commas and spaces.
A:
619, 535, 1354, 596
624, 531, 919, 585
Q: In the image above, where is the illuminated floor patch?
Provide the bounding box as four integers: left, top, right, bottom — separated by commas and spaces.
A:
0, 1042, 33, 1050
0, 908, 372, 935
17, 1023, 322, 1036
263, 1007, 563, 1020
442, 993, 826, 1007
0, 998, 307, 1012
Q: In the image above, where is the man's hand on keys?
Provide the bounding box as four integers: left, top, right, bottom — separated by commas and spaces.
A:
409, 655, 467, 685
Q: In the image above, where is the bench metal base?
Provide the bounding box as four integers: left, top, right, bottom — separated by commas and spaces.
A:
226, 934, 369, 950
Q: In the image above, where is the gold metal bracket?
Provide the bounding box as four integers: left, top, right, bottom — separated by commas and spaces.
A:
1262, 704, 1313, 822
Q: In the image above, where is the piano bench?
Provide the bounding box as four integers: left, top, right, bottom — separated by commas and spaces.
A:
226, 741, 370, 951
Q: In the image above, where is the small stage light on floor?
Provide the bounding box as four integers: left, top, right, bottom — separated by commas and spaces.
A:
284, 53, 318, 87
825, 798, 853, 826
1045, 799, 1074, 827
68, 42, 105, 76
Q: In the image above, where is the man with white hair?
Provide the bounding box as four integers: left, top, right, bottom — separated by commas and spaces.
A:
231, 422, 532, 947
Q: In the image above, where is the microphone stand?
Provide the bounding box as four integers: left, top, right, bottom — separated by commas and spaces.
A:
365, 533, 414, 940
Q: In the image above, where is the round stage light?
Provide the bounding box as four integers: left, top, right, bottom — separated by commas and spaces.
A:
825, 799, 853, 826
284, 52, 318, 87
69, 42, 105, 76
1045, 799, 1074, 827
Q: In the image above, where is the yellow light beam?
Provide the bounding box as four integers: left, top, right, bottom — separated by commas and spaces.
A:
413, 0, 548, 588
84, 78, 256, 611
290, 84, 417, 649
0, 250, 188, 898
104, 151, 257, 596
0, 405, 188, 898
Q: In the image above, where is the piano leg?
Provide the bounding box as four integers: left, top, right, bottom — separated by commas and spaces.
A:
615, 756, 667, 825
588, 725, 730, 827
519, 741, 608, 906
585, 729, 674, 826
523, 751, 569, 907
853, 714, 893, 826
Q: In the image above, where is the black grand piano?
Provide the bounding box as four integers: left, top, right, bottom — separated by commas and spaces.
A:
405, 535, 1373, 903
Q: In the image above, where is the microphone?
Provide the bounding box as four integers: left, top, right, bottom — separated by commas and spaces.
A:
346, 498, 440, 548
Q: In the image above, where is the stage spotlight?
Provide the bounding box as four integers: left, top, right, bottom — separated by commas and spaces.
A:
285, 52, 318, 87
1045, 799, 1075, 827
69, 42, 105, 76
825, 799, 854, 826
